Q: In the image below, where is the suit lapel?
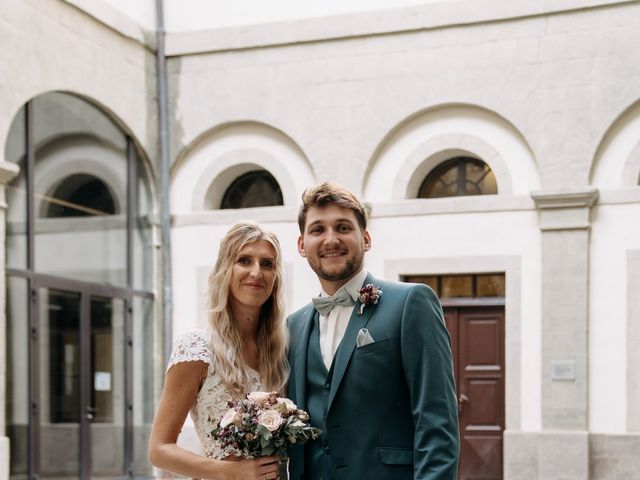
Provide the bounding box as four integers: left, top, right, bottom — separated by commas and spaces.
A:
327, 273, 377, 410
293, 306, 315, 411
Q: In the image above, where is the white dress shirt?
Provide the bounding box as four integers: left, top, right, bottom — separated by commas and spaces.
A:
317, 268, 367, 370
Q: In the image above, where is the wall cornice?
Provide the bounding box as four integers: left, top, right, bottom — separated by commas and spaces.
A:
531, 187, 599, 231
531, 187, 599, 210
61, 0, 156, 50
164, 0, 637, 56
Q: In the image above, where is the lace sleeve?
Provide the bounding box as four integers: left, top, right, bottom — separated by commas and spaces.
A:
167, 329, 213, 371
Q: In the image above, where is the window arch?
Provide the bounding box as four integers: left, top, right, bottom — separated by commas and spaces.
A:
418, 157, 497, 198
220, 170, 283, 209
44, 173, 117, 217
4, 92, 156, 478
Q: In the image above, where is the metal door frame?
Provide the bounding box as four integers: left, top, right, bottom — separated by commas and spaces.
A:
7, 96, 152, 479
26, 273, 134, 479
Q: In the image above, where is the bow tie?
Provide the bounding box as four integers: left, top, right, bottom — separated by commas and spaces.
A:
312, 289, 355, 316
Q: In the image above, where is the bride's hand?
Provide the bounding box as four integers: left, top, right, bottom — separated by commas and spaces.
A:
224, 456, 280, 480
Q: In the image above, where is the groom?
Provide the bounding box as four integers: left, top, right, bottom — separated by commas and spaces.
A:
287, 182, 459, 480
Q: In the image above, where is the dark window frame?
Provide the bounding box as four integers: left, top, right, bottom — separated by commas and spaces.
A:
220, 170, 283, 209
403, 273, 506, 308
418, 156, 498, 198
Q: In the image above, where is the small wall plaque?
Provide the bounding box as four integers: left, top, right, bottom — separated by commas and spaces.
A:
551, 360, 576, 381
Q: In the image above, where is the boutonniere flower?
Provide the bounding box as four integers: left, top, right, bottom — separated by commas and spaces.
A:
357, 283, 383, 315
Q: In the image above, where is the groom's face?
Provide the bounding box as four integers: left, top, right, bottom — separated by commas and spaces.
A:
298, 204, 371, 292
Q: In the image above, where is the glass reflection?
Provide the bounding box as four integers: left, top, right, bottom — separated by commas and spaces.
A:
418, 157, 497, 198
7, 277, 29, 479
5, 107, 27, 270
40, 288, 81, 478
32, 93, 128, 286
221, 170, 283, 209
134, 152, 154, 291
90, 297, 126, 477
441, 275, 474, 298
132, 296, 155, 477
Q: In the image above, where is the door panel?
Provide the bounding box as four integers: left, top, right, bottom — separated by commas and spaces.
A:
39, 288, 82, 479
90, 296, 126, 477
445, 307, 505, 480
33, 286, 128, 479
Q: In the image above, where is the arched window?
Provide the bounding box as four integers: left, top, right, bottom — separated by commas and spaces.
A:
4, 92, 155, 478
44, 174, 117, 217
418, 157, 497, 198
221, 170, 283, 209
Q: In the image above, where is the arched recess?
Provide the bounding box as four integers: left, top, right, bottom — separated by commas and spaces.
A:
363, 104, 538, 201
590, 99, 640, 188
3, 90, 157, 478
4, 92, 156, 224
171, 122, 314, 213
36, 136, 125, 216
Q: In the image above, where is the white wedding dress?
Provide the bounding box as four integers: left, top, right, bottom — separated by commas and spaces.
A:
168, 329, 262, 459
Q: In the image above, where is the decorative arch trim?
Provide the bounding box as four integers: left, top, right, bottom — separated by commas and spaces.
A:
364, 104, 538, 202
172, 122, 315, 213
192, 149, 292, 210
591, 99, 640, 188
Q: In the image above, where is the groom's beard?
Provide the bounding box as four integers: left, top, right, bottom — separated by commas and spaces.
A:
309, 257, 360, 283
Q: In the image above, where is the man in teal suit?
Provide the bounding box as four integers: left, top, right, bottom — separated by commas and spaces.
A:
287, 182, 459, 480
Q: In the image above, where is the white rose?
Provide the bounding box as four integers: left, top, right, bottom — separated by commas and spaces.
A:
290, 419, 305, 427
277, 397, 297, 413
220, 408, 240, 428
247, 391, 271, 404
258, 409, 284, 432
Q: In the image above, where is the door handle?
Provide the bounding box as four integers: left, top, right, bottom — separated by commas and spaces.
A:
86, 406, 98, 421
458, 393, 469, 413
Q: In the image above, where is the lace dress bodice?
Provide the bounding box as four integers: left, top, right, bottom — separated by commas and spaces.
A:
168, 329, 262, 459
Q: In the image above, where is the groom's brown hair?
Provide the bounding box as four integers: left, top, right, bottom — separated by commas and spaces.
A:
298, 182, 368, 233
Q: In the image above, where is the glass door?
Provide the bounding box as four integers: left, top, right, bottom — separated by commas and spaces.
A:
35, 286, 129, 479
88, 296, 127, 478
38, 288, 82, 479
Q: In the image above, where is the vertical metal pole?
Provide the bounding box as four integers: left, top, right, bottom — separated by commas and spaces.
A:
155, 0, 173, 365
124, 140, 135, 477
25, 101, 41, 480
80, 293, 91, 479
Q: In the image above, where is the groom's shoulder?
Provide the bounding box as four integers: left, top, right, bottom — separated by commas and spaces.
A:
373, 277, 416, 293
374, 277, 438, 301
287, 303, 314, 326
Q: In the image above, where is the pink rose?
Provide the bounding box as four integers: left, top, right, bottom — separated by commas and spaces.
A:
258, 409, 284, 432
277, 397, 297, 413
248, 391, 271, 404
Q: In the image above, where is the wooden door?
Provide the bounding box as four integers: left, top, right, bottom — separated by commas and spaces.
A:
444, 307, 505, 480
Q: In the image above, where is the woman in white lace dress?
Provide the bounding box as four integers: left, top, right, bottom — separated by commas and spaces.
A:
149, 221, 289, 480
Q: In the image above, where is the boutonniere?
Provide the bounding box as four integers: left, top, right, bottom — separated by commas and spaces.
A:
357, 283, 383, 315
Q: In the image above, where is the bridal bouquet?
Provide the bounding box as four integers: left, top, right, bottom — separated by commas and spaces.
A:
211, 391, 322, 458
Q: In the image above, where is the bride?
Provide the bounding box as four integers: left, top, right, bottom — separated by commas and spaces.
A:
149, 221, 289, 479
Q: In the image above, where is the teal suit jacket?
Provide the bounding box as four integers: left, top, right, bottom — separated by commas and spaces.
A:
287, 274, 459, 479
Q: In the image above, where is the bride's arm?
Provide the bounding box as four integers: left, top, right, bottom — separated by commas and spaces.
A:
148, 361, 279, 480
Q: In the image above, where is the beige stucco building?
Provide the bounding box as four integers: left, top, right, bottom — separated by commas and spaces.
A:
1, 0, 639, 479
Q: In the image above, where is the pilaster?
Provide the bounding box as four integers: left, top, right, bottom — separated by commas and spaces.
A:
525, 187, 597, 479
531, 187, 597, 430
0, 161, 20, 480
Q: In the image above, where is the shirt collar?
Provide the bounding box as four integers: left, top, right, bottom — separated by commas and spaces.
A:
320, 268, 368, 301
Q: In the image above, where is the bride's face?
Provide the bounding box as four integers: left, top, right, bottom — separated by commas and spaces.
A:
228, 240, 277, 312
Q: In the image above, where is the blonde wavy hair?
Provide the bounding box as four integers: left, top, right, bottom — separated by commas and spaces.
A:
207, 221, 289, 396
